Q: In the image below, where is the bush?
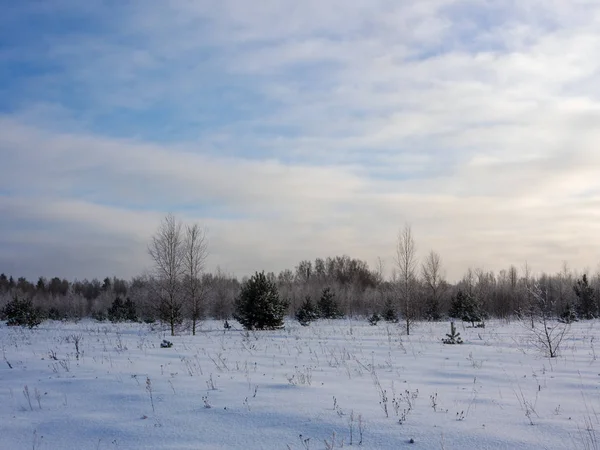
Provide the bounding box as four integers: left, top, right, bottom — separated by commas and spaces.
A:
234, 272, 289, 330
317, 287, 342, 319
2, 296, 45, 328
368, 312, 381, 325
296, 296, 318, 326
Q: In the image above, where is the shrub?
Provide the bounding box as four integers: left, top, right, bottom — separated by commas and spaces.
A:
527, 284, 569, 358
234, 271, 289, 330
368, 312, 381, 326
2, 296, 45, 328
296, 296, 318, 326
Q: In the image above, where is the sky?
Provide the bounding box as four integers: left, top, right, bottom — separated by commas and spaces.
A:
1, 0, 600, 282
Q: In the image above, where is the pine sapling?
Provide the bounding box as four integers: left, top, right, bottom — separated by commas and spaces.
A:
442, 322, 463, 344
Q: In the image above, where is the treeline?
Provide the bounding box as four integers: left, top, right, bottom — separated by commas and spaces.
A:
1, 258, 599, 325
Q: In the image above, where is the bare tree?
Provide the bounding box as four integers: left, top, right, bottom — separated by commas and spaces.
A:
208, 267, 238, 320
520, 261, 535, 328
422, 250, 447, 321
148, 214, 185, 336
184, 224, 209, 336
395, 224, 418, 335
526, 283, 569, 358
474, 268, 494, 327
508, 265, 519, 313
594, 267, 600, 317
557, 261, 576, 313
461, 268, 475, 297
374, 256, 385, 285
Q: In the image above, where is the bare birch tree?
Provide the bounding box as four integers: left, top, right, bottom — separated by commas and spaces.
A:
508, 265, 519, 313
422, 250, 446, 321
148, 214, 185, 336
395, 224, 418, 335
521, 261, 535, 328
184, 224, 209, 335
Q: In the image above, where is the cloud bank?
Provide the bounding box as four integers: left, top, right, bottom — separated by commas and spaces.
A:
1, 1, 600, 281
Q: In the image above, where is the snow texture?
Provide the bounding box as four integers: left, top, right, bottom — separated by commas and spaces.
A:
1, 319, 599, 449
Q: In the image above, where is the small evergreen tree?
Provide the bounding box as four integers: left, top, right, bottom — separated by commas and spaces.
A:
463, 299, 487, 327
574, 274, 596, 320
317, 287, 342, 319
108, 297, 137, 322
234, 272, 288, 330
108, 297, 125, 322
0, 273, 8, 293
448, 290, 468, 320
123, 298, 137, 321
424, 296, 442, 321
296, 296, 318, 326
2, 296, 44, 328
382, 297, 399, 323
442, 321, 463, 344
449, 290, 485, 326
559, 301, 578, 324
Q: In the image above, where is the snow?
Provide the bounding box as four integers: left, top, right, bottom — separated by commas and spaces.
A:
1, 319, 599, 449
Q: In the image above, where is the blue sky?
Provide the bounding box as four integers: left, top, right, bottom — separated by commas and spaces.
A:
1, 0, 600, 281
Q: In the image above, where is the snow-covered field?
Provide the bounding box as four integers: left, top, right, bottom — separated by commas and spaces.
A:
2, 319, 600, 449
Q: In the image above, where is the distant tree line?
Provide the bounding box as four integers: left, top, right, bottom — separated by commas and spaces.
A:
1, 220, 599, 332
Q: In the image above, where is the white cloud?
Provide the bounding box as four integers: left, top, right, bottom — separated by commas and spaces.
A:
2, 0, 600, 281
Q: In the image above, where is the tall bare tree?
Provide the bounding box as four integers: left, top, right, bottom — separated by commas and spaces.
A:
520, 261, 536, 328
508, 265, 519, 313
474, 268, 494, 327
556, 261, 574, 313
395, 224, 418, 335
422, 250, 447, 321
148, 214, 185, 336
184, 224, 209, 335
